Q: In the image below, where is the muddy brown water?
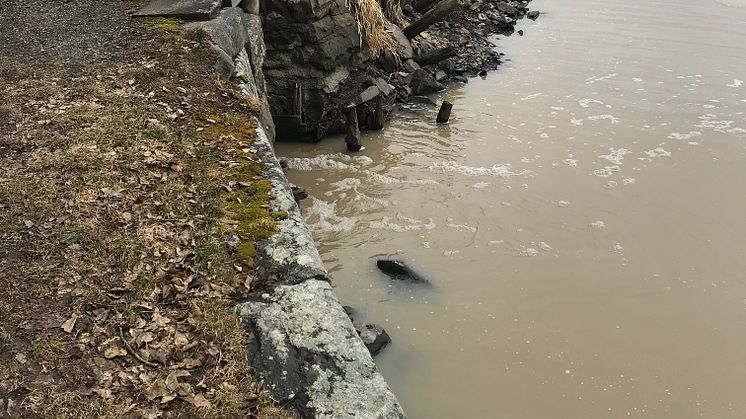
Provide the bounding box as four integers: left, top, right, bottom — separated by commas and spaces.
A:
275, 0, 746, 417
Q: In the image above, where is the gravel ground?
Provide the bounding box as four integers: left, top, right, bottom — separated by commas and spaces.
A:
0, 0, 145, 65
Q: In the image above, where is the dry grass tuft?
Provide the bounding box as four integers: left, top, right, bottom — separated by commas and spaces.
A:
346, 0, 399, 56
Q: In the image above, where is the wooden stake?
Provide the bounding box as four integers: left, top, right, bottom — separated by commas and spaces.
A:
372, 96, 385, 130
345, 107, 362, 151
436, 101, 453, 124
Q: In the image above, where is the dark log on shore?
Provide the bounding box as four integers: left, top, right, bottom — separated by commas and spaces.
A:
414, 46, 457, 66
345, 107, 362, 152
412, 0, 438, 13
403, 0, 460, 39
436, 101, 453, 123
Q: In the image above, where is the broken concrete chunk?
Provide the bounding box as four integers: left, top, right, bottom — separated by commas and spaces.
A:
236, 279, 407, 418
183, 7, 249, 58
133, 0, 221, 20
388, 24, 413, 59
373, 77, 394, 96
407, 68, 444, 95
350, 85, 380, 106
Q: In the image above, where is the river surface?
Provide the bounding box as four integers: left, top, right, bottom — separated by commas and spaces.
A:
275, 0, 746, 416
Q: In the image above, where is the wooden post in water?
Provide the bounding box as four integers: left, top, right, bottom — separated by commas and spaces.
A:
372, 96, 385, 130
436, 101, 453, 124
345, 107, 362, 151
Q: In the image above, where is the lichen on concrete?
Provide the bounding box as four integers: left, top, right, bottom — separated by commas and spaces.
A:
236, 279, 407, 418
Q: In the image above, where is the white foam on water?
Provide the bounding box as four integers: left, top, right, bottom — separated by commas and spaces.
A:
520, 248, 540, 257
557, 200, 571, 207
563, 158, 579, 167
446, 223, 478, 233
365, 171, 438, 185
590, 220, 606, 228
443, 250, 461, 256
579, 98, 604, 108
728, 79, 743, 88
594, 165, 621, 178
285, 153, 371, 171
571, 118, 584, 126
521, 93, 543, 101
585, 73, 618, 84
429, 161, 530, 177
472, 182, 490, 189
588, 114, 620, 124
369, 213, 436, 232
488, 240, 505, 246
668, 131, 701, 140
623, 178, 636, 185
643, 148, 672, 159
305, 198, 358, 232
599, 148, 631, 165
696, 114, 746, 135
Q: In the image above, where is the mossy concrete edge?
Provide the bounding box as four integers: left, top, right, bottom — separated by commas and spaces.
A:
235, 125, 408, 418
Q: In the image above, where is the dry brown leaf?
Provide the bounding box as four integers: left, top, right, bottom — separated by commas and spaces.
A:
61, 313, 78, 333
103, 345, 127, 359
189, 393, 211, 408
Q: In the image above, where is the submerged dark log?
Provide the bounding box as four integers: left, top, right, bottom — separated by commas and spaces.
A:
376, 260, 428, 282
414, 46, 457, 67
403, 0, 460, 39
436, 101, 453, 123
345, 107, 362, 152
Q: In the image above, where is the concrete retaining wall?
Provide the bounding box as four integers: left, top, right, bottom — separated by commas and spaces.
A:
178, 5, 407, 417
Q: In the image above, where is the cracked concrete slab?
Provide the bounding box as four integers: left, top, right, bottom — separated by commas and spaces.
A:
133, 0, 221, 20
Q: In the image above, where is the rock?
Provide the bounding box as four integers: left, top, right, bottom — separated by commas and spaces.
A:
379, 50, 401, 73
402, 59, 420, 73
496, 1, 518, 15
373, 77, 394, 96
407, 96, 438, 106
434, 70, 447, 82
406, 69, 444, 95
184, 7, 249, 58
350, 85, 380, 106
236, 280, 406, 418
223, 0, 241, 6
133, 0, 221, 20
517, 29, 524, 36
527, 10, 540, 20
211, 45, 235, 79
354, 323, 392, 357
389, 24, 414, 59
291, 185, 308, 203
452, 74, 469, 83
239, 0, 259, 14
376, 260, 428, 283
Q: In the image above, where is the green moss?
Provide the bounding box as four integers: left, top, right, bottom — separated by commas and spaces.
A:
136, 17, 182, 34
235, 242, 256, 264
270, 211, 289, 220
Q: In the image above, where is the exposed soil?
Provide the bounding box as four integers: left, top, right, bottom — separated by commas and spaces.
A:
0, 2, 292, 418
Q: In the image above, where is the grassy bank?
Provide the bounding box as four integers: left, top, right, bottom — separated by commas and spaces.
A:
0, 16, 291, 419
